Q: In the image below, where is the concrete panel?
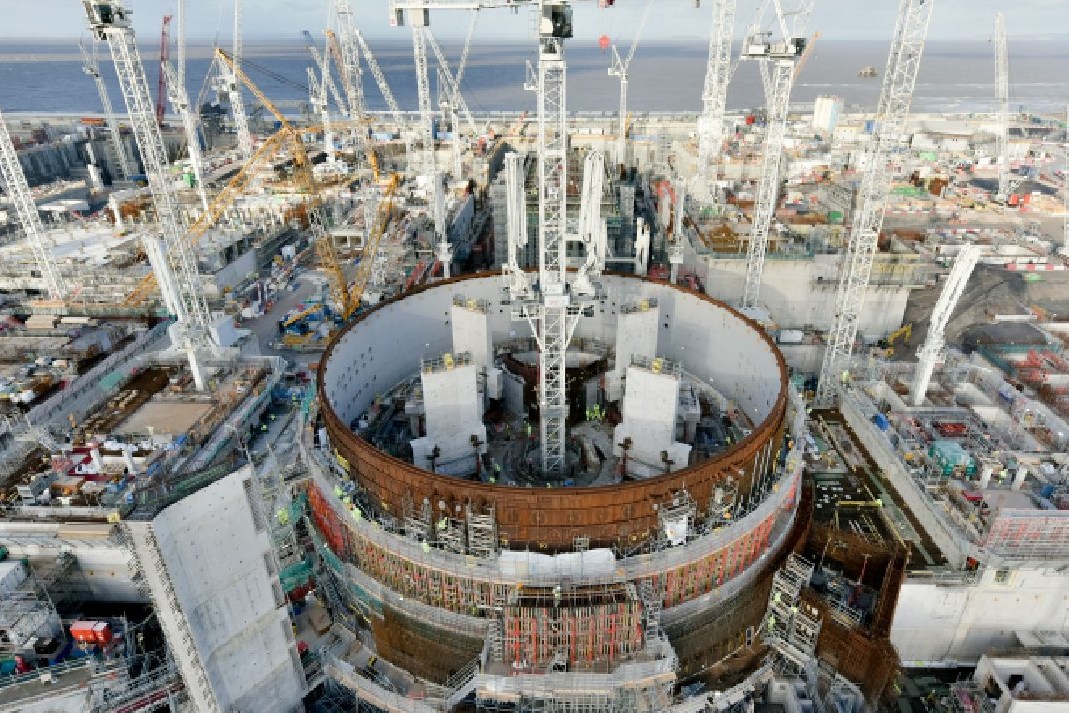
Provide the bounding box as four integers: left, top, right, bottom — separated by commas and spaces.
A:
613, 366, 691, 475
615, 305, 659, 377
149, 467, 303, 713
452, 303, 493, 371
892, 568, 1069, 665
702, 257, 911, 338
423, 364, 482, 440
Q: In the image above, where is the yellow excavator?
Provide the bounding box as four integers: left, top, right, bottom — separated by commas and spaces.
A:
884, 323, 913, 357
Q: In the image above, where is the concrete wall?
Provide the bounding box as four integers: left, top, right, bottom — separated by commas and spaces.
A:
323, 274, 785, 437
147, 467, 304, 713
0, 526, 144, 603
319, 274, 789, 549
892, 568, 1069, 666
701, 256, 910, 338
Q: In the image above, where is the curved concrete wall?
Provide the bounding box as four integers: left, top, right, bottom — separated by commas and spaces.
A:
319, 274, 788, 550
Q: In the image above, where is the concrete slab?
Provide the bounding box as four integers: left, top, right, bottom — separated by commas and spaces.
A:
114, 401, 212, 438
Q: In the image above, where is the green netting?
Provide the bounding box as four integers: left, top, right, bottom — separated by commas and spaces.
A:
281, 560, 313, 592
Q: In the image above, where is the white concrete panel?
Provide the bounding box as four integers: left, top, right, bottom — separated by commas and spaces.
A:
150, 467, 303, 713
613, 366, 692, 476
452, 303, 493, 371
614, 306, 659, 378
702, 257, 910, 338
619, 367, 678, 451
423, 364, 482, 440
892, 568, 1069, 666
324, 275, 786, 442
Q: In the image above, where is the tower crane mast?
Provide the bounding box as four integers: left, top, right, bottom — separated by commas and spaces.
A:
83, 1, 215, 392
229, 0, 254, 158
739, 0, 815, 312
161, 59, 210, 213
354, 29, 403, 125
608, 0, 653, 167
329, 0, 366, 121
994, 12, 1011, 202
156, 15, 171, 126
176, 0, 186, 88
390, 0, 610, 475
302, 31, 347, 118
696, 0, 735, 203
80, 39, 135, 180
814, 0, 936, 406
909, 245, 980, 406
0, 106, 68, 299
425, 29, 478, 136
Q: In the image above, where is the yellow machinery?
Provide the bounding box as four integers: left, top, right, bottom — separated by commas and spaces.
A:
884, 322, 913, 355
57, 47, 385, 320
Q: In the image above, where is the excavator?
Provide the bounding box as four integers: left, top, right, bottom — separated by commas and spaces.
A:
881, 323, 912, 357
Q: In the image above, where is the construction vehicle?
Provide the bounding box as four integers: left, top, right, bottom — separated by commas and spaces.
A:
881, 322, 912, 356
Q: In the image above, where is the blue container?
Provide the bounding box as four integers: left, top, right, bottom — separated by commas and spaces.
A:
864, 119, 876, 134
1042, 484, 1056, 499
873, 413, 890, 431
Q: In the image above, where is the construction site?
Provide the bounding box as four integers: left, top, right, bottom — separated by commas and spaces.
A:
0, 0, 1068, 712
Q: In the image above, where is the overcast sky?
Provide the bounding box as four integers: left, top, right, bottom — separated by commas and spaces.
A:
0, 0, 1063, 43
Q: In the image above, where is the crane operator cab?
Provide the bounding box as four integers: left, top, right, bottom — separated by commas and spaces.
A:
540, 3, 574, 41
741, 32, 807, 60
84, 2, 133, 37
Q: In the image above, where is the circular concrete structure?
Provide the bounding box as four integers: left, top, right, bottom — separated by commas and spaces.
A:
319, 273, 789, 551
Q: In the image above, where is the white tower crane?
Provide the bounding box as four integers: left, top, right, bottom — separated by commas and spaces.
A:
161, 60, 210, 213
83, 1, 216, 394
353, 29, 404, 125
302, 30, 347, 117
330, 0, 367, 121
1064, 105, 1069, 255
80, 39, 135, 181
994, 12, 1011, 203
425, 30, 478, 137
228, 0, 254, 158
410, 17, 436, 177
696, 0, 735, 204
391, 0, 608, 475
0, 106, 68, 299
814, 0, 936, 407
176, 0, 187, 88
607, 0, 653, 168
909, 245, 980, 406
739, 0, 815, 312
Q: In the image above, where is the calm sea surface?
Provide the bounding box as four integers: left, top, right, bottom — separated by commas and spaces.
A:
1, 38, 1068, 116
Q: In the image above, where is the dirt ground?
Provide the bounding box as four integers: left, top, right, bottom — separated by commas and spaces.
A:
895, 263, 1069, 359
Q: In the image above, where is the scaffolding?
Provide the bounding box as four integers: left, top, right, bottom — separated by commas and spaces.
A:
497, 582, 644, 672
762, 554, 821, 673
0, 561, 63, 657
466, 502, 498, 558
946, 681, 997, 713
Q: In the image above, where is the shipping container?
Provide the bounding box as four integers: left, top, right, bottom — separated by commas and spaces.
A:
70, 621, 97, 644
